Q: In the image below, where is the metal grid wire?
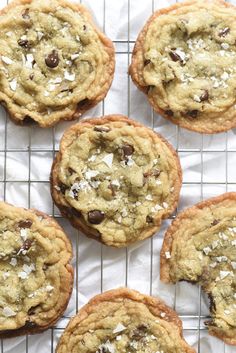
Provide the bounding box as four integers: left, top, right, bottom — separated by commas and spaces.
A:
0, 0, 236, 352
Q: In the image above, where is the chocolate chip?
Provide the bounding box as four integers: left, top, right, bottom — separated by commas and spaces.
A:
200, 90, 209, 102
121, 144, 134, 158
152, 169, 160, 177
29, 73, 34, 80
21, 239, 33, 251
131, 324, 148, 340
68, 167, 75, 175
187, 110, 198, 118
88, 210, 105, 224
211, 219, 219, 226
165, 109, 174, 116
18, 220, 32, 228
146, 215, 153, 223
45, 50, 59, 68
22, 8, 30, 19
94, 126, 111, 133
18, 39, 30, 48
144, 59, 151, 66
23, 116, 36, 125
219, 27, 230, 37
83, 25, 87, 31
169, 50, 181, 62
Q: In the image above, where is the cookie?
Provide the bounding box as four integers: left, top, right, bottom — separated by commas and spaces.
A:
56, 288, 195, 353
160, 193, 236, 345
0, 0, 115, 127
51, 114, 182, 248
0, 201, 73, 338
130, 0, 236, 134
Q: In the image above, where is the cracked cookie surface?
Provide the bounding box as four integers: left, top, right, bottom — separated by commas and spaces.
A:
51, 115, 182, 247
0, 202, 73, 338
161, 193, 236, 345
56, 288, 195, 353
0, 0, 114, 127
130, 0, 236, 133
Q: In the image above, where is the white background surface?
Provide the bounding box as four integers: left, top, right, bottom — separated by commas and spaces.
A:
1, 0, 236, 352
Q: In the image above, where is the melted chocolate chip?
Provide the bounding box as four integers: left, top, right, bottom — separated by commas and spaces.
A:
18, 39, 30, 48
88, 210, 105, 224
83, 25, 87, 31
22, 8, 30, 19
45, 50, 59, 68
68, 167, 75, 175
200, 90, 209, 102
59, 183, 67, 194
211, 219, 219, 226
146, 215, 153, 223
23, 116, 36, 125
29, 73, 34, 80
187, 110, 198, 118
219, 27, 230, 37
77, 98, 90, 108
94, 126, 111, 133
144, 59, 151, 66
18, 219, 32, 228
165, 109, 174, 116
169, 50, 182, 62
131, 324, 148, 340
121, 144, 134, 158
208, 294, 216, 312
21, 239, 33, 251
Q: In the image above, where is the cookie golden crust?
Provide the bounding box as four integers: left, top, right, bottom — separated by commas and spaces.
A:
56, 288, 195, 353
0, 201, 73, 338
130, 0, 236, 134
51, 114, 182, 248
160, 192, 236, 345
0, 0, 115, 128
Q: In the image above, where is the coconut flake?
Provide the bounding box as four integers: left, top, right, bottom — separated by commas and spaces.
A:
45, 285, 54, 292
102, 154, 113, 168
10, 258, 17, 267
64, 71, 75, 81
2, 307, 16, 317
85, 170, 99, 180
9, 79, 17, 91
113, 323, 126, 334
203, 247, 212, 255
1, 56, 13, 65
20, 228, 28, 241
165, 251, 171, 259
220, 270, 233, 280
145, 194, 153, 201
231, 262, 236, 270
71, 53, 80, 60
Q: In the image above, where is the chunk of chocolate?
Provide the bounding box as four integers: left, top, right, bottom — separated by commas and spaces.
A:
187, 110, 198, 118
200, 90, 209, 102
22, 8, 30, 19
88, 210, 105, 224
211, 219, 219, 226
45, 50, 59, 68
59, 183, 67, 194
94, 126, 111, 133
144, 59, 151, 66
218, 27, 230, 37
146, 215, 153, 223
18, 39, 30, 48
169, 50, 182, 62
18, 219, 32, 228
121, 144, 134, 158
21, 239, 33, 251
165, 109, 174, 117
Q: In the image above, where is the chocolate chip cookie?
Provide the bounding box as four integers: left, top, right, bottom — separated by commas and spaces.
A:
161, 193, 236, 344
56, 288, 195, 353
0, 202, 73, 338
130, 0, 236, 133
0, 0, 115, 127
51, 115, 182, 247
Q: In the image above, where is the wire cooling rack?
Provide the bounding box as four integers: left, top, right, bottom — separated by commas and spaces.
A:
1, 0, 236, 352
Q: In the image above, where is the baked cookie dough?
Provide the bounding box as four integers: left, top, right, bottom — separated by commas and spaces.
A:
0, 202, 73, 338
0, 0, 115, 127
56, 288, 195, 353
130, 0, 236, 133
51, 115, 182, 247
161, 193, 236, 345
